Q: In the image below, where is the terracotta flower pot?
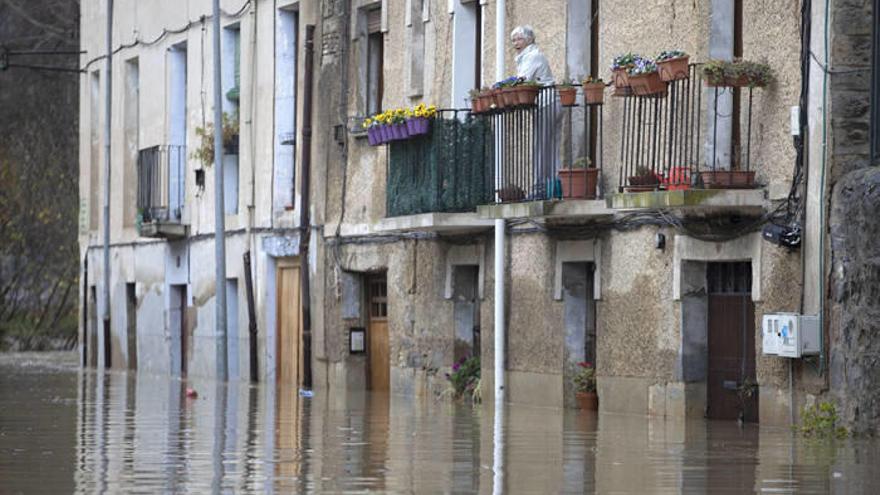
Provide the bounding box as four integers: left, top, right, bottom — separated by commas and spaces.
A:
558, 86, 577, 106
612, 67, 630, 89
558, 168, 599, 199
583, 82, 605, 105
627, 173, 661, 192
664, 166, 692, 190
576, 391, 599, 411
471, 97, 481, 114
491, 89, 506, 110
700, 170, 756, 189
658, 56, 690, 82
629, 71, 667, 96
516, 86, 540, 106
479, 93, 494, 112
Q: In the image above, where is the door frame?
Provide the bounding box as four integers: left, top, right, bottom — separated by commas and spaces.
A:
365, 273, 389, 391
275, 258, 303, 387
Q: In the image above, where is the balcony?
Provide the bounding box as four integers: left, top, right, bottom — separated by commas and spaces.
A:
383, 111, 494, 233
136, 145, 188, 239
608, 64, 765, 215
475, 86, 613, 222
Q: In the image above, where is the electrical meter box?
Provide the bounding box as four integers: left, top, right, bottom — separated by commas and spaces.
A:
762, 313, 819, 358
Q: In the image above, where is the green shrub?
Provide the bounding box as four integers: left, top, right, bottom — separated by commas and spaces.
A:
445, 356, 480, 401
799, 401, 849, 439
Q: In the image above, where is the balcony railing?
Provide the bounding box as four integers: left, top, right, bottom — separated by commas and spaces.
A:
386, 111, 492, 217
479, 85, 605, 204
616, 64, 760, 192
137, 145, 186, 224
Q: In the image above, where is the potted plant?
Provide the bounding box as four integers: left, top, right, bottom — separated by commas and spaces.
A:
627, 166, 661, 191
389, 108, 409, 140
469, 88, 484, 114
664, 166, 692, 190
610, 53, 639, 96
493, 76, 519, 108
700, 169, 757, 189
192, 112, 240, 166
558, 157, 598, 199
656, 50, 690, 81
702, 59, 773, 88
477, 87, 494, 113
627, 58, 666, 96
362, 116, 382, 146
582, 76, 606, 105
557, 79, 578, 106
406, 103, 436, 136
573, 362, 598, 411
515, 79, 541, 106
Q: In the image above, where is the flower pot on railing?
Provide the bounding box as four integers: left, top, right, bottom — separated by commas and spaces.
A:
657, 55, 690, 82
664, 166, 692, 190
629, 71, 667, 96
702, 60, 773, 88
558, 168, 599, 199
381, 124, 393, 142
367, 126, 381, 146
626, 171, 661, 192
501, 87, 518, 107
406, 117, 430, 136
479, 92, 495, 112
490, 89, 505, 110
516, 85, 540, 106
392, 123, 410, 140
582, 82, 605, 105
700, 170, 756, 189
558, 86, 577, 106
576, 391, 599, 411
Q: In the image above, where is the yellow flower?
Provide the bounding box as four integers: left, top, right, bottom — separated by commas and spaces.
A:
362, 117, 372, 129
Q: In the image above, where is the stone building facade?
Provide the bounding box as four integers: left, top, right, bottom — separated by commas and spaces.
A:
79, 0, 880, 432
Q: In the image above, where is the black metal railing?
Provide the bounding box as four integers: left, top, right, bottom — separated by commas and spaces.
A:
617, 64, 759, 192
137, 145, 186, 223
478, 85, 604, 204
386, 110, 493, 217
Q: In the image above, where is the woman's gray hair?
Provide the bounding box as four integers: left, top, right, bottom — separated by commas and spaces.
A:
510, 25, 535, 44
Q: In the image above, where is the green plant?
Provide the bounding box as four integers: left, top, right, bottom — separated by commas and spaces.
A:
571, 157, 592, 169
468, 88, 482, 98
583, 76, 605, 85
657, 50, 688, 62
558, 78, 578, 88
518, 79, 542, 88
702, 59, 773, 87
192, 112, 240, 166
634, 166, 656, 177
799, 401, 849, 439
573, 362, 596, 393
611, 52, 640, 71
445, 356, 481, 401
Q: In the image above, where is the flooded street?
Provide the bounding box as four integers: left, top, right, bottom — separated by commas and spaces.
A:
1, 353, 878, 493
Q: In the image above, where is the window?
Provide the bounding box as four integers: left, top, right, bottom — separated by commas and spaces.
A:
167, 43, 187, 221
451, 0, 481, 109
871, 0, 880, 162
222, 24, 241, 215
274, 9, 297, 211
366, 8, 384, 115
405, 0, 427, 97
123, 58, 139, 227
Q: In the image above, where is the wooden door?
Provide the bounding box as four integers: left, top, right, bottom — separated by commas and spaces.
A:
707, 262, 758, 422
276, 259, 302, 387
367, 276, 389, 392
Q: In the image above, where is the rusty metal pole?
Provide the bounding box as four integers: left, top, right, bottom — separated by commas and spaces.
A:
299, 25, 316, 391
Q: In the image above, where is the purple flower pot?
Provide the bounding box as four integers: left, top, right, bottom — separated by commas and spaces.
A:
407, 117, 430, 136
388, 123, 406, 140
380, 124, 391, 143
367, 126, 379, 146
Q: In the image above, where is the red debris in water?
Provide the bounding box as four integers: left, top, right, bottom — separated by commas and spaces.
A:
185, 388, 198, 399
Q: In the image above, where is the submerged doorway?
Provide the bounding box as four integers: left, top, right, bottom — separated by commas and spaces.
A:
276, 259, 303, 387
453, 265, 480, 361
169, 284, 187, 377
367, 275, 389, 392
706, 262, 757, 422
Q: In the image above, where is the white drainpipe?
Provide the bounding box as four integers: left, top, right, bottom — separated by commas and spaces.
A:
493, 0, 506, 402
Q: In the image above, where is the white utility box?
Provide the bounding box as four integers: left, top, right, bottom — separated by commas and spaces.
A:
762, 313, 820, 358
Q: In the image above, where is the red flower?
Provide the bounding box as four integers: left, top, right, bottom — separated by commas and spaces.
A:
578, 362, 593, 368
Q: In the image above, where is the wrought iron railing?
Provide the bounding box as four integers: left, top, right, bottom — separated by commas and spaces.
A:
616, 64, 760, 192
478, 85, 604, 204
136, 145, 186, 223
386, 110, 493, 217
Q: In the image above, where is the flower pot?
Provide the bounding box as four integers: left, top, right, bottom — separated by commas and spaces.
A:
379, 124, 391, 143
558, 168, 599, 199
496, 184, 525, 202
705, 74, 759, 88
700, 170, 756, 189
407, 117, 430, 136
612, 67, 630, 89
629, 72, 667, 96
576, 391, 599, 411
583, 82, 605, 105
658, 56, 690, 82
558, 86, 577, 106
478, 93, 494, 112
491, 89, 506, 110
516, 86, 540, 106
471, 97, 481, 114
367, 126, 380, 146
664, 166, 691, 190
627, 173, 661, 192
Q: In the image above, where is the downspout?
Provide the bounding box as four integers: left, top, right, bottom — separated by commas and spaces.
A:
212, 0, 229, 381
493, 0, 506, 401
300, 24, 316, 391
82, 256, 89, 367
101, 0, 113, 369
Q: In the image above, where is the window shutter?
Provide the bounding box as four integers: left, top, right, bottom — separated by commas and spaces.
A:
367, 8, 381, 34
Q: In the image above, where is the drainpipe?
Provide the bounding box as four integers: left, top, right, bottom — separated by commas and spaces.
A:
299, 25, 316, 391
101, 0, 113, 369
493, 0, 506, 401
82, 256, 89, 367
212, 0, 228, 381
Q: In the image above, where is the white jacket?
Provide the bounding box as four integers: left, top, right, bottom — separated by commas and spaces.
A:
515, 44, 554, 85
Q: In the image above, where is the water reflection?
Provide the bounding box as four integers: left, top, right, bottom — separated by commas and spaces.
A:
1, 354, 880, 493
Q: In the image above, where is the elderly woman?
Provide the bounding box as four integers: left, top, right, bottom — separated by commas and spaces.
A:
510, 25, 559, 197
511, 25, 554, 85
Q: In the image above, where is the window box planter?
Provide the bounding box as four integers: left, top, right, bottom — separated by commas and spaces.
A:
629, 71, 667, 96
558, 86, 578, 106
657, 55, 690, 82
406, 117, 430, 136
558, 167, 599, 199
367, 126, 381, 146
583, 82, 605, 105
626, 172, 661, 192
700, 170, 756, 189
515, 85, 540, 106
664, 166, 691, 190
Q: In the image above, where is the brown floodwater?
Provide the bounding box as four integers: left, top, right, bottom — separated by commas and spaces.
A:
1, 352, 879, 494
